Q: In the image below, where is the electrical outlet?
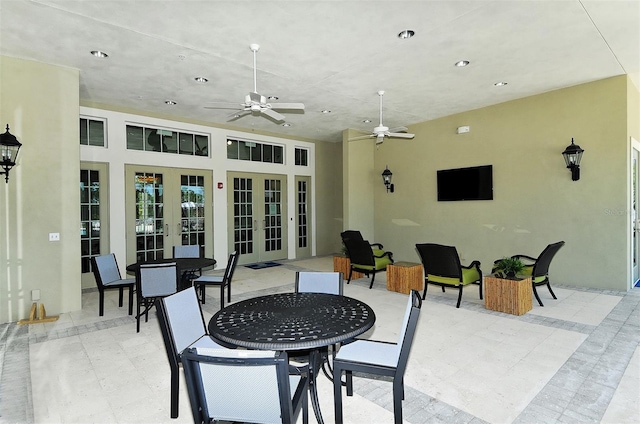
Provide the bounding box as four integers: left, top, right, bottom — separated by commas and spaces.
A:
49, 233, 60, 241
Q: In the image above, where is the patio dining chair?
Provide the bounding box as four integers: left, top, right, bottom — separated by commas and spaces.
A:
91, 253, 135, 317
333, 290, 422, 424
136, 262, 179, 333
156, 287, 225, 418
173, 244, 202, 284
181, 347, 309, 424
193, 251, 239, 308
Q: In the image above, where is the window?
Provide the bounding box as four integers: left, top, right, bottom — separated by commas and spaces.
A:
126, 124, 209, 156
79, 117, 106, 146
295, 148, 308, 166
80, 169, 101, 273
227, 138, 284, 164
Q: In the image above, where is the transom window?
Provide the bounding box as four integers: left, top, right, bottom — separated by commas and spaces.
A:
295, 148, 308, 166
80, 117, 106, 146
227, 139, 284, 164
126, 124, 209, 157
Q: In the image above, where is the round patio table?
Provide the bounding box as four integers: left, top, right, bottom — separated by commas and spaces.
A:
126, 257, 216, 290
208, 292, 376, 424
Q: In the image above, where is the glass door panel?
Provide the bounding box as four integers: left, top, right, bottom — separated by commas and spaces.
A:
228, 172, 287, 265
126, 165, 212, 266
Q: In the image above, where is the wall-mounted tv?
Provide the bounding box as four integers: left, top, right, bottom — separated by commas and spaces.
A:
437, 165, 493, 201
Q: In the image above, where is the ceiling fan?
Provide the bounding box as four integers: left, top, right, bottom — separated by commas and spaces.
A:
205, 44, 304, 123
350, 90, 415, 144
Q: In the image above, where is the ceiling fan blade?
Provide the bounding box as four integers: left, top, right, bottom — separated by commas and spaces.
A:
227, 110, 251, 121
261, 108, 286, 122
348, 134, 375, 141
388, 126, 408, 133
387, 132, 415, 139
270, 102, 305, 110
205, 105, 246, 111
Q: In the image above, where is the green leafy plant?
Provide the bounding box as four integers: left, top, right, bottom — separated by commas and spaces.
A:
493, 257, 525, 278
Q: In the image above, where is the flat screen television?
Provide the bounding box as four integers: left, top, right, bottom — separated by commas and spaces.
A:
437, 165, 493, 201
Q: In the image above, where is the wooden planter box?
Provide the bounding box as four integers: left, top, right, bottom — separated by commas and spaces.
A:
387, 262, 424, 294
484, 275, 532, 315
333, 255, 364, 280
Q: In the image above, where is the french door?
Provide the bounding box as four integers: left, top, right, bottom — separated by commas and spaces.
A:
295, 176, 312, 259
228, 172, 287, 264
125, 165, 212, 265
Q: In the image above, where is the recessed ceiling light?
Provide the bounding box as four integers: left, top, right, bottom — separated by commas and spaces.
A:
282, 123, 291, 127
363, 119, 372, 123
321, 110, 331, 114
194, 77, 208, 83
268, 96, 279, 101
165, 100, 177, 105
398, 30, 415, 39
90, 50, 108, 58
455, 60, 470, 67
494, 81, 508, 87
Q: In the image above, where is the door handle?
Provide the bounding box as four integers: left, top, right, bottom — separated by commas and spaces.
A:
177, 222, 182, 235
253, 220, 258, 231
165, 223, 169, 237
263, 219, 266, 230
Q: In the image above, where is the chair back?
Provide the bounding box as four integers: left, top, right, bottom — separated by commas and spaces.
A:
395, 290, 422, 373
295, 271, 343, 295
341, 230, 365, 243
532, 241, 565, 277
92, 253, 121, 286
342, 238, 375, 267
224, 251, 240, 283
138, 262, 179, 298
182, 348, 305, 424
415, 243, 462, 280
158, 287, 208, 357
173, 244, 201, 258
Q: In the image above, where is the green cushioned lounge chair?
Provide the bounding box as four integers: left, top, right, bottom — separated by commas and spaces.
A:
341, 233, 394, 289
510, 241, 565, 307
415, 243, 482, 308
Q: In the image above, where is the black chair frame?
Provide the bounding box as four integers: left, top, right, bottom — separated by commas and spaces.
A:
91, 254, 134, 317
333, 290, 422, 424
415, 243, 482, 308
511, 241, 565, 307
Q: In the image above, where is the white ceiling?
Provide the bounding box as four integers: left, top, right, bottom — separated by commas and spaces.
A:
1, 0, 638, 143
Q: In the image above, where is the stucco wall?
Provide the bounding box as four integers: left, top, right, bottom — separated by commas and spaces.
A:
369, 76, 632, 291
1, 56, 81, 322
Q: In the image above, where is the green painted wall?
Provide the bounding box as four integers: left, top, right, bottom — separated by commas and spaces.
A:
314, 140, 343, 255
366, 76, 635, 291
0, 56, 81, 323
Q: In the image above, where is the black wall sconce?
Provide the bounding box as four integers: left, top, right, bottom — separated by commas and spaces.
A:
0, 125, 22, 183
382, 166, 394, 193
561, 138, 584, 181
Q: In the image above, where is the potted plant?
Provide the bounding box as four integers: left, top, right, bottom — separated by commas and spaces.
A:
493, 257, 525, 279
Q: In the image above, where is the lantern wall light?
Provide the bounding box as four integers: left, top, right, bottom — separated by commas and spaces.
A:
561, 138, 584, 181
382, 166, 394, 193
0, 124, 22, 183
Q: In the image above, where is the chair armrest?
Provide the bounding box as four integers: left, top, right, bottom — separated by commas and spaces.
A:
511, 254, 537, 263
370, 242, 384, 249
374, 251, 393, 261
462, 260, 481, 272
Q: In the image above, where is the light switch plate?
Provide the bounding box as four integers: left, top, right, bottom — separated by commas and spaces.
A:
49, 233, 60, 241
